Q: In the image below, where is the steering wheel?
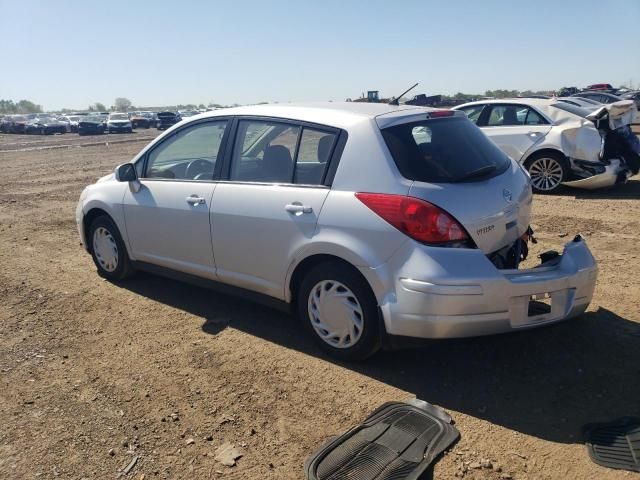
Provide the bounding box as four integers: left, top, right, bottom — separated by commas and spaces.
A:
185, 159, 214, 180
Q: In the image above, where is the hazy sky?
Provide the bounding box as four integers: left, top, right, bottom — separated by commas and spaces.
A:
1, 0, 639, 110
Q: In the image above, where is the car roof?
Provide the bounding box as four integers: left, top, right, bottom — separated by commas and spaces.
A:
452, 98, 592, 124
574, 91, 621, 98
189, 102, 434, 129
453, 98, 559, 108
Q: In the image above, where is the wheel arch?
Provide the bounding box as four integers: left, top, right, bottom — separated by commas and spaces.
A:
287, 253, 375, 306
83, 207, 112, 254
522, 147, 568, 165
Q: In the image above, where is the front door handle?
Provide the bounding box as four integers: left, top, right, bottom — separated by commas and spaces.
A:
285, 203, 313, 214
186, 195, 206, 206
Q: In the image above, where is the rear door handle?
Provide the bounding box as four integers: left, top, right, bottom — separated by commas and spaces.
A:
285, 203, 313, 214
186, 195, 206, 206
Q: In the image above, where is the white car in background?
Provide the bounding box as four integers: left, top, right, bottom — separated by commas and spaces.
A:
453, 99, 637, 192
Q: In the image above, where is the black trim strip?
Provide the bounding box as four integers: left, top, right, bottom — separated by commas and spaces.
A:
132, 261, 292, 313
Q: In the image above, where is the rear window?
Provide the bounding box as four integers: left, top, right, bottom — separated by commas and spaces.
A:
381, 117, 511, 183
551, 103, 593, 118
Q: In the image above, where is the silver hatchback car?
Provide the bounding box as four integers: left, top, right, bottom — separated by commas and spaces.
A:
76, 103, 597, 360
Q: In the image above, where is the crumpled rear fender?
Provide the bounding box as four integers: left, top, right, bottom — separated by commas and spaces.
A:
554, 121, 602, 163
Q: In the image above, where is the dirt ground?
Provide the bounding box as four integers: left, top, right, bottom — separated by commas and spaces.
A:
0, 131, 638, 480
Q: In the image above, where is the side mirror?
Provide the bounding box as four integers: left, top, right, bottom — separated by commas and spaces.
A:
115, 163, 137, 182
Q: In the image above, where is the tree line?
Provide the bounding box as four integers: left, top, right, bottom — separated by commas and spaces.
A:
1, 97, 238, 115
0, 99, 43, 114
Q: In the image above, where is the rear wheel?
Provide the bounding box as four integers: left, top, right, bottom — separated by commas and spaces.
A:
524, 152, 568, 193
297, 261, 381, 360
89, 215, 134, 281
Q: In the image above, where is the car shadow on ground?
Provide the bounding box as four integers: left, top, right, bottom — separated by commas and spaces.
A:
567, 177, 640, 200
118, 272, 640, 445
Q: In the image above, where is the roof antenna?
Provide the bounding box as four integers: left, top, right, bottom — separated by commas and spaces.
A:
388, 83, 419, 106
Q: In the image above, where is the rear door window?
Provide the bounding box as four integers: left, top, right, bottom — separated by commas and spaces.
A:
457, 105, 485, 124
486, 105, 525, 126
230, 120, 300, 182
229, 120, 336, 185
524, 108, 547, 125
294, 128, 336, 184
381, 116, 511, 183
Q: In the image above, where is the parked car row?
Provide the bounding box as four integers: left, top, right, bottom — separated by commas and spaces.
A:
0, 110, 188, 135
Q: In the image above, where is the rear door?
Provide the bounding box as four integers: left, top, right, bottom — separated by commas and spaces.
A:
210, 118, 339, 299
478, 104, 552, 162
122, 119, 230, 279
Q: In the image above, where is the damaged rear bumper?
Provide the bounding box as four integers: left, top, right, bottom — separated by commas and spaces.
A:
367, 236, 597, 339
563, 159, 629, 189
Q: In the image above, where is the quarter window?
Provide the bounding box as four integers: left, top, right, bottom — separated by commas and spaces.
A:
144, 121, 227, 180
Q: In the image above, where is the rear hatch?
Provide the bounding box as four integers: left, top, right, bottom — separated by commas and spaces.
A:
379, 112, 532, 253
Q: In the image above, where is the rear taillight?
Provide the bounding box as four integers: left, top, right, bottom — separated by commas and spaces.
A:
355, 193, 470, 245
428, 110, 455, 118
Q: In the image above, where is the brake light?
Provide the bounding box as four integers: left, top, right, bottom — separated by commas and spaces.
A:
355, 193, 469, 245
428, 110, 455, 118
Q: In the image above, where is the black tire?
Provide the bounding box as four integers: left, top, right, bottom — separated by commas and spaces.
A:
297, 261, 381, 361
524, 151, 569, 194
88, 215, 134, 281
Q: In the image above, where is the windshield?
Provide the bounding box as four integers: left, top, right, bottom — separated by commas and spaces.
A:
381, 116, 511, 183
67, 116, 81, 122
551, 103, 594, 118
109, 113, 128, 120
82, 116, 103, 122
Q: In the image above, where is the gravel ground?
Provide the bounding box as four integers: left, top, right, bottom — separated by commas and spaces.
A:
0, 131, 638, 480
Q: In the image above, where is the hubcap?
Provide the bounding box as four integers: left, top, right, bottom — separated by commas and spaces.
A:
308, 280, 364, 349
528, 157, 563, 191
92, 227, 118, 272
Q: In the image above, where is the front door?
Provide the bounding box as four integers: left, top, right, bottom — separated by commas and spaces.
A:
123, 119, 229, 279
211, 119, 338, 298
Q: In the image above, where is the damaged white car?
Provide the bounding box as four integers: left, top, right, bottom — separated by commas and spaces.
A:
453, 99, 639, 192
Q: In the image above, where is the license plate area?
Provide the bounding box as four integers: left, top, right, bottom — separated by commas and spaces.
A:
528, 293, 552, 317
509, 289, 575, 328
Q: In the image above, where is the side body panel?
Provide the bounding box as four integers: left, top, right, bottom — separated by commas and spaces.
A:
210, 183, 329, 299
122, 180, 218, 279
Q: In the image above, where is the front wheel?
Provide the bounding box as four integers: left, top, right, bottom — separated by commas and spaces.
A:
297, 262, 381, 361
88, 215, 134, 281
524, 152, 568, 193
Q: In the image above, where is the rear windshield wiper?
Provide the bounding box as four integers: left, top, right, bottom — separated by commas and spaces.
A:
457, 164, 496, 181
